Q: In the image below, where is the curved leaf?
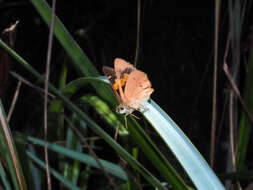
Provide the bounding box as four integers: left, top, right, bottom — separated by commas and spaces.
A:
27, 136, 127, 181
142, 100, 225, 190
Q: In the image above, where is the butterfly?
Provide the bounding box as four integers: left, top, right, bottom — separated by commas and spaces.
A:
103, 58, 154, 124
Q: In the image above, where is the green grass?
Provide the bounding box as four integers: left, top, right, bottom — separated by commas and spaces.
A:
2, 0, 253, 189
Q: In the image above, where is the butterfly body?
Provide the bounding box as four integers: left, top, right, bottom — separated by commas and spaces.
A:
103, 58, 154, 116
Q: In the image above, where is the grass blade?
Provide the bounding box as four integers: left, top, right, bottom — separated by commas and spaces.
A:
30, 0, 116, 106
0, 100, 27, 190
27, 151, 81, 190
0, 162, 12, 190
143, 100, 225, 190
27, 136, 127, 181
0, 40, 167, 189
236, 43, 253, 170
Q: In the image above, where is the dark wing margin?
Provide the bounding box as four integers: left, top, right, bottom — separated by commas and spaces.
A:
102, 66, 116, 85
102, 66, 122, 103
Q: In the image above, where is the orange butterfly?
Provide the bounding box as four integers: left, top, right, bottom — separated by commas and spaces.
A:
103, 58, 154, 119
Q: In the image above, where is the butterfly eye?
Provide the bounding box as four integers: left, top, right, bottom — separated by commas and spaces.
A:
116, 106, 126, 114
118, 107, 125, 112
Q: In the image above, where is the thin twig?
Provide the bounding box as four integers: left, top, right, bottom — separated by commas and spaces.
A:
44, 0, 56, 189
229, 92, 236, 169
210, 0, 220, 168
10, 71, 55, 98
224, 62, 246, 190
0, 21, 18, 100
134, 0, 141, 67
223, 63, 253, 124
7, 81, 21, 122
222, 6, 241, 188
1, 21, 19, 118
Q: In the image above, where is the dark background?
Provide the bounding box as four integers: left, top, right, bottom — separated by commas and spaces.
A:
1, 0, 230, 175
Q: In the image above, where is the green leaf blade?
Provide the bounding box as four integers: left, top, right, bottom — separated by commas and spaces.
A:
143, 100, 225, 190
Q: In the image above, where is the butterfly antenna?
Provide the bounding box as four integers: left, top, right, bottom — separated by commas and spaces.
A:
134, 0, 141, 67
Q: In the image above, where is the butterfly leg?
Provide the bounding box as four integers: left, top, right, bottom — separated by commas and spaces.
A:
114, 122, 120, 140
124, 114, 128, 128
130, 113, 140, 120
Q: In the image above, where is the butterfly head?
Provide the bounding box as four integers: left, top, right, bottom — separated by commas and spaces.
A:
116, 104, 134, 115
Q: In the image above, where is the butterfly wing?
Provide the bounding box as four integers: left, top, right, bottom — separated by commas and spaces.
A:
102, 66, 122, 103
124, 70, 154, 108
114, 58, 135, 80
103, 66, 116, 84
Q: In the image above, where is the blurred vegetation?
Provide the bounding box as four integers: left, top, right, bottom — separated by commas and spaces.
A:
0, 0, 252, 189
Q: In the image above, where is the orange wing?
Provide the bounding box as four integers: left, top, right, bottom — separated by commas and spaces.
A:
114, 58, 135, 80
124, 70, 154, 105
